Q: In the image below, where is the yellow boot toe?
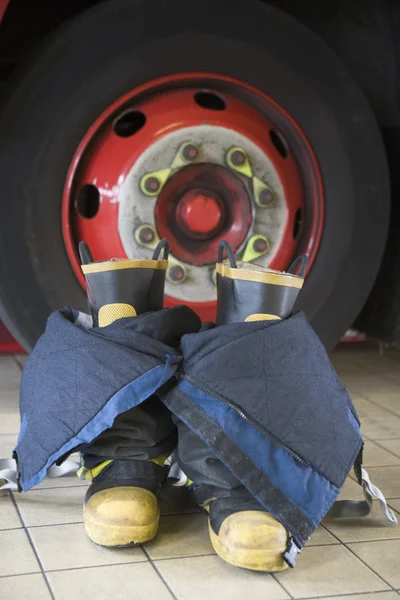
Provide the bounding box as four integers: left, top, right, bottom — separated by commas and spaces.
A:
84, 486, 159, 547
209, 510, 289, 572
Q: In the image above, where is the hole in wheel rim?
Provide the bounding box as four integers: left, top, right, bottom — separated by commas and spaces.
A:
194, 91, 226, 111
270, 128, 289, 158
76, 184, 100, 219
114, 110, 146, 137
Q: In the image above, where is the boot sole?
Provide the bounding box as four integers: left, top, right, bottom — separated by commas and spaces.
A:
84, 509, 159, 547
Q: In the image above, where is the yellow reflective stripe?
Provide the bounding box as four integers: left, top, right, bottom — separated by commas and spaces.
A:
216, 262, 304, 288
149, 455, 168, 467
81, 259, 168, 274
78, 459, 113, 480
245, 313, 281, 322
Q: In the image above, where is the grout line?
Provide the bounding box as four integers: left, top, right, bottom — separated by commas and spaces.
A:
349, 357, 400, 389
337, 537, 400, 545
9, 493, 56, 600
356, 394, 400, 419
146, 552, 216, 563
24, 521, 84, 529
0, 571, 44, 580
294, 590, 399, 599
43, 558, 148, 573
271, 572, 294, 599
141, 546, 178, 600
369, 439, 400, 461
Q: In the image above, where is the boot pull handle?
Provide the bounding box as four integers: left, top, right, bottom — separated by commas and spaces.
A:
79, 241, 94, 265
152, 238, 169, 261
288, 255, 309, 278
218, 240, 237, 268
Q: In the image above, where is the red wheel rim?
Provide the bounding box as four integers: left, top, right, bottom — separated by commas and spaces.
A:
62, 73, 324, 321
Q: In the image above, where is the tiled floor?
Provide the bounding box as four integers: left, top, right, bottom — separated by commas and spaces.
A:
1, 348, 400, 600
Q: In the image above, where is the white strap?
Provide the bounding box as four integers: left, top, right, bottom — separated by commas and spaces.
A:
0, 458, 79, 491
168, 462, 188, 487
362, 468, 398, 525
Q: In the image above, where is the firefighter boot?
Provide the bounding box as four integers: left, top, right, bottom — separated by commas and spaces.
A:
208, 240, 307, 571
79, 239, 169, 547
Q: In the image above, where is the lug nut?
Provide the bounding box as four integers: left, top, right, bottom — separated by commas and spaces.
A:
168, 265, 187, 284
135, 224, 158, 248
253, 237, 268, 253
182, 144, 198, 162
230, 150, 246, 166
258, 189, 274, 207
138, 226, 155, 244
145, 177, 160, 193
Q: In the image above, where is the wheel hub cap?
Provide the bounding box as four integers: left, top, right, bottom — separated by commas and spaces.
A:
176, 190, 223, 237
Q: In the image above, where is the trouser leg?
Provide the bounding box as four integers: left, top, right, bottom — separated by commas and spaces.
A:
173, 417, 250, 504
81, 396, 176, 467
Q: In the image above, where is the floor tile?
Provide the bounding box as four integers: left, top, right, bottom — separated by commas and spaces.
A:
0, 528, 40, 576
323, 502, 400, 543
359, 414, 400, 440
0, 433, 17, 457
275, 545, 389, 597
0, 357, 21, 391
376, 439, 400, 459
365, 393, 400, 417
362, 440, 400, 467
307, 525, 339, 546
0, 492, 22, 530
0, 411, 20, 435
350, 394, 393, 418
156, 554, 289, 600
15, 486, 86, 527
29, 522, 147, 571
144, 514, 213, 560
318, 594, 400, 600
341, 373, 400, 397
389, 499, 400, 513
0, 574, 52, 600
337, 477, 365, 501
361, 466, 400, 498
47, 562, 172, 600
349, 539, 400, 588
14, 354, 28, 370
352, 355, 400, 387
35, 474, 89, 490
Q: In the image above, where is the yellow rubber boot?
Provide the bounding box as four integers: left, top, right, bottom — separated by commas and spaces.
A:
209, 510, 289, 572
84, 486, 159, 547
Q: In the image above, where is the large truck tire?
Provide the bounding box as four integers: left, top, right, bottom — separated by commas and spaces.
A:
0, 0, 390, 350
269, 0, 400, 345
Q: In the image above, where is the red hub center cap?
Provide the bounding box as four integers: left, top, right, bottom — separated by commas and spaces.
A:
177, 189, 223, 237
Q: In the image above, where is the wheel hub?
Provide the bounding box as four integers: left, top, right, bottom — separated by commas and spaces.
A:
176, 190, 223, 237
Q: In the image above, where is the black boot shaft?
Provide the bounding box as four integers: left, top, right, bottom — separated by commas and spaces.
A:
216, 241, 307, 325
79, 239, 169, 327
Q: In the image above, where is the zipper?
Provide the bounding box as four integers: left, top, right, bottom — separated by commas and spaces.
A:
176, 373, 310, 467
